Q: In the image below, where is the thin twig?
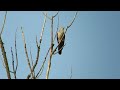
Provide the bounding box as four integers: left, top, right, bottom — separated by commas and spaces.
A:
0, 11, 11, 79
27, 12, 47, 79
0, 36, 11, 79
36, 36, 39, 48
46, 17, 54, 79
42, 11, 51, 20
53, 15, 59, 42
0, 52, 6, 68
65, 11, 78, 33
0, 11, 7, 36
14, 28, 18, 79
11, 47, 16, 79
42, 11, 59, 20
45, 11, 60, 79
36, 47, 50, 78
21, 27, 34, 79
30, 47, 34, 67
53, 11, 59, 18
30, 47, 35, 76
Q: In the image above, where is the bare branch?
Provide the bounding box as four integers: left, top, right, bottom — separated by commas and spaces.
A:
65, 11, 78, 33
0, 11, 7, 36
36, 47, 50, 78
30, 47, 34, 67
46, 16, 54, 79
39, 12, 47, 45
27, 12, 47, 79
0, 36, 11, 79
11, 47, 16, 79
36, 36, 39, 48
0, 52, 6, 69
14, 28, 18, 79
21, 27, 35, 79
53, 11, 59, 18
42, 11, 51, 20
53, 15, 59, 42
30, 47, 35, 76
42, 11, 59, 20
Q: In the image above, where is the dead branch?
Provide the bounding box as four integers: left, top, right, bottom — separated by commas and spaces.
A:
27, 12, 47, 79
21, 27, 35, 79
36, 47, 50, 78
46, 16, 54, 79
0, 11, 11, 79
65, 11, 78, 33
42, 11, 59, 20
42, 12, 51, 20
53, 15, 59, 42
30, 47, 35, 76
11, 47, 16, 79
0, 36, 11, 79
53, 11, 59, 18
0, 11, 7, 36
14, 28, 18, 79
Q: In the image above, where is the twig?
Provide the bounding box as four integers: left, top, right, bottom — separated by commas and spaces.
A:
0, 11, 7, 36
36, 36, 39, 48
27, 12, 47, 79
14, 28, 18, 79
53, 11, 59, 18
0, 52, 6, 68
0, 51, 14, 75
42, 11, 51, 20
42, 11, 59, 20
45, 11, 60, 79
30, 47, 34, 67
30, 47, 35, 76
65, 11, 78, 33
0, 36, 11, 79
21, 27, 35, 79
11, 47, 16, 79
53, 15, 59, 42
36, 47, 50, 78
46, 16, 54, 79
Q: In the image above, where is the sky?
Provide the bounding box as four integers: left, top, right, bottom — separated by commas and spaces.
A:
0, 11, 120, 79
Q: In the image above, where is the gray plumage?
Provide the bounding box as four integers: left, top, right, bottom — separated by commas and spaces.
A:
57, 27, 65, 55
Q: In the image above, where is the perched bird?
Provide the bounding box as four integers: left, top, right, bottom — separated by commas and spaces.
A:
57, 27, 65, 55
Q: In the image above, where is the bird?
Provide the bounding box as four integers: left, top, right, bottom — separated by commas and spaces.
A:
57, 27, 65, 55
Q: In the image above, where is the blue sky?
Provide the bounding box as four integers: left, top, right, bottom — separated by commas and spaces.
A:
0, 11, 120, 79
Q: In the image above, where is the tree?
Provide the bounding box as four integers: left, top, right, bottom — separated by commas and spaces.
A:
0, 11, 78, 79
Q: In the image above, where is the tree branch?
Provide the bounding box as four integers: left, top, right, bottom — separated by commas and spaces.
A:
65, 11, 78, 33
21, 27, 35, 79
46, 16, 54, 79
36, 47, 50, 78
11, 47, 16, 79
0, 11, 7, 36
0, 36, 11, 79
27, 12, 47, 79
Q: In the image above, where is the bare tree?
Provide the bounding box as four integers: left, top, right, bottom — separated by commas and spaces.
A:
0, 11, 78, 79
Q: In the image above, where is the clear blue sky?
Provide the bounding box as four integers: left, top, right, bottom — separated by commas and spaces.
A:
0, 11, 120, 79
